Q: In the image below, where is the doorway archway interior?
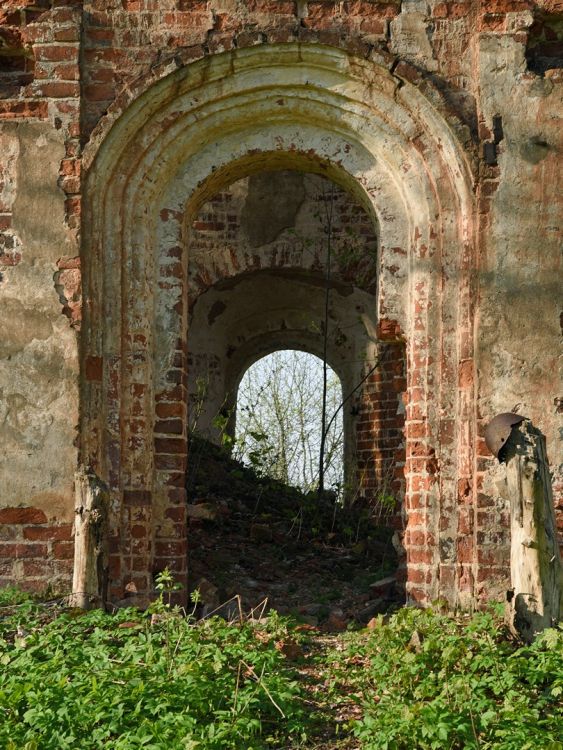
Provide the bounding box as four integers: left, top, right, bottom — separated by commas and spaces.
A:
186, 169, 405, 527
81, 43, 474, 605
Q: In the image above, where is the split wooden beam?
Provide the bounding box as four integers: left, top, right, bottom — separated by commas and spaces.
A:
69, 467, 109, 609
503, 419, 561, 642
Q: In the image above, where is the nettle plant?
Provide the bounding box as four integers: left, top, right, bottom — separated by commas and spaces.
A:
0, 589, 308, 749
327, 606, 563, 750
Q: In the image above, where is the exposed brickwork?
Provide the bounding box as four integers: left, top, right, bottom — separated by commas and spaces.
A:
0, 1, 82, 257
0, 508, 73, 593
356, 343, 406, 523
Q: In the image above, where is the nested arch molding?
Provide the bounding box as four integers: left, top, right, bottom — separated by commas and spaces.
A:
81, 43, 476, 605
187, 265, 377, 486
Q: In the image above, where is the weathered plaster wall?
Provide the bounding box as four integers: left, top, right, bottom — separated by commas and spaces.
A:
474, 26, 563, 604
0, 122, 79, 590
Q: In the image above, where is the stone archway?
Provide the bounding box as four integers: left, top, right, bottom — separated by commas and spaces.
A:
81, 43, 475, 606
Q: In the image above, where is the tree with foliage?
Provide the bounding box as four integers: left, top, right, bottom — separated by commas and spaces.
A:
235, 350, 344, 495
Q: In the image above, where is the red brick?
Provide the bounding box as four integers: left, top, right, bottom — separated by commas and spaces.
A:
0, 542, 48, 558
0, 507, 48, 524
123, 489, 152, 506
407, 567, 432, 585
167, 488, 187, 504
53, 62, 80, 81
53, 541, 74, 560
23, 560, 52, 577
407, 587, 429, 604
23, 524, 72, 541
54, 26, 81, 43
407, 548, 434, 565
154, 437, 187, 454
458, 359, 473, 388
155, 453, 186, 471
165, 506, 186, 522
35, 45, 78, 62
51, 8, 80, 24
84, 83, 116, 102
156, 401, 184, 418
155, 385, 186, 402
162, 471, 186, 487
155, 541, 186, 557
359, 17, 386, 36
131, 525, 148, 539
154, 419, 184, 435
457, 537, 474, 564
0, 100, 48, 120
131, 555, 149, 571
83, 355, 102, 381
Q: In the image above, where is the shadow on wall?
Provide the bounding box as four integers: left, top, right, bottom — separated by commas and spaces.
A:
526, 11, 563, 75
0, 23, 35, 95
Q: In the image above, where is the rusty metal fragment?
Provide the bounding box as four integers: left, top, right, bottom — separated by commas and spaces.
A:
484, 412, 524, 461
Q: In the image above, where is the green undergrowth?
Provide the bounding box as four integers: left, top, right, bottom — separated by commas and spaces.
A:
326, 606, 563, 750
1, 590, 561, 750
0, 600, 307, 750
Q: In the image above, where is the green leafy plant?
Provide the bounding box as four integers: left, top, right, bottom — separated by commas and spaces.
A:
212, 408, 235, 451
1, 588, 561, 749
327, 607, 563, 750
0, 585, 34, 607
154, 567, 183, 608
0, 601, 308, 749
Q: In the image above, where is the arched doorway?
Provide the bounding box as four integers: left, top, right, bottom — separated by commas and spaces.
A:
80, 43, 475, 606
185, 168, 405, 520
234, 350, 344, 497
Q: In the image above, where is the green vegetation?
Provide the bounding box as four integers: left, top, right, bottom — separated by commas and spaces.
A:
327, 607, 563, 750
0, 595, 306, 750
1, 588, 561, 749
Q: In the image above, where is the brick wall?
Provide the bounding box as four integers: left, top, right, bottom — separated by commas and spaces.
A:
0, 2, 82, 227
0, 508, 73, 593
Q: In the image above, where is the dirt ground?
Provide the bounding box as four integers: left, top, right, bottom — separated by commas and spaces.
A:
186, 436, 402, 631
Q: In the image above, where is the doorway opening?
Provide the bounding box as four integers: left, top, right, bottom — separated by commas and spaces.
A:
234, 350, 344, 499
185, 168, 402, 623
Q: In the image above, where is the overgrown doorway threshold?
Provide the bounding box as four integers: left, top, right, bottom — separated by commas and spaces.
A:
186, 436, 402, 630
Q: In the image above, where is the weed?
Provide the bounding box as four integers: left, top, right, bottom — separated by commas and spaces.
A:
327, 607, 563, 750
0, 590, 561, 749
0, 600, 307, 749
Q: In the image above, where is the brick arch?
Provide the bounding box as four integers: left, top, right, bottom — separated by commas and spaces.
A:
186, 262, 380, 504
81, 42, 476, 606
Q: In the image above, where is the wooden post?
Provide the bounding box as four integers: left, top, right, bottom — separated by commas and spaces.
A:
503, 419, 561, 642
69, 467, 109, 609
